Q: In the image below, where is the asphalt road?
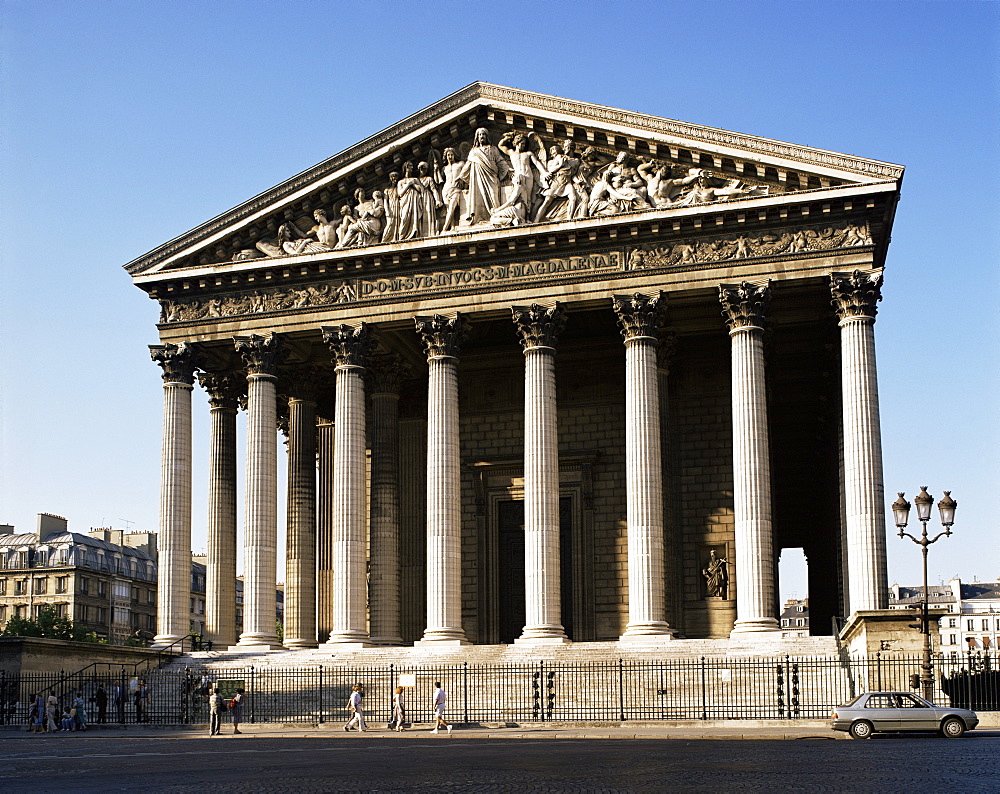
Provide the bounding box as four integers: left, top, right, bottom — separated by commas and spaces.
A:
1, 735, 997, 793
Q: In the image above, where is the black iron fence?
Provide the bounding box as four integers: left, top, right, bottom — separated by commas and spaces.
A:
2, 651, 997, 728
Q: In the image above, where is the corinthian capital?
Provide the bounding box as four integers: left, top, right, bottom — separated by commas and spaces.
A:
367, 353, 409, 395
234, 333, 284, 377
282, 364, 329, 403
830, 269, 883, 321
414, 314, 469, 359
150, 342, 197, 384
198, 371, 245, 410
719, 281, 771, 332
613, 292, 665, 342
321, 323, 372, 368
512, 303, 566, 350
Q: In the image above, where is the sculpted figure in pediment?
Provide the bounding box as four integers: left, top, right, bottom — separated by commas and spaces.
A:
494, 132, 548, 219
310, 209, 339, 249
638, 162, 700, 208
440, 147, 468, 232
417, 161, 444, 237
676, 171, 768, 206
588, 174, 652, 217
533, 139, 585, 223
338, 188, 385, 248
255, 222, 331, 258
397, 161, 425, 241
381, 170, 401, 243
459, 127, 511, 225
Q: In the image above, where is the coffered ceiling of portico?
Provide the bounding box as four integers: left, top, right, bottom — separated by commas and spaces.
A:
125, 83, 903, 281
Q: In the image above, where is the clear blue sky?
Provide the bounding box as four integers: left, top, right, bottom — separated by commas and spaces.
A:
1, 0, 997, 602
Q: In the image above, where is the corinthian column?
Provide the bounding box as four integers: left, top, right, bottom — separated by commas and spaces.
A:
316, 416, 335, 641
720, 282, 779, 634
283, 367, 324, 648
321, 324, 372, 646
513, 303, 569, 644
150, 343, 196, 648
368, 354, 407, 646
197, 371, 243, 648
614, 293, 674, 641
831, 269, 888, 612
414, 314, 469, 645
234, 333, 284, 648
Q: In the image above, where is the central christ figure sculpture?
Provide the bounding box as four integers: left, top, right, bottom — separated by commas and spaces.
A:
460, 127, 511, 224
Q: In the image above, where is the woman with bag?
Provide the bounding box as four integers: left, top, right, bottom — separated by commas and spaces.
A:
230, 688, 244, 734
344, 683, 367, 732
391, 686, 406, 732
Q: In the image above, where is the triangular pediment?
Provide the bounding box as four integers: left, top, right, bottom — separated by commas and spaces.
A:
126, 83, 902, 277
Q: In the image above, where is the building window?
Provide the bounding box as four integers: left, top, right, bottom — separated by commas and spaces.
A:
983, 619, 990, 631
113, 582, 130, 599
147, 590, 155, 605
14, 579, 27, 595
948, 618, 956, 627
98, 581, 107, 598
15, 605, 26, 618
948, 634, 957, 645
0, 605, 6, 621
55, 604, 67, 617
113, 607, 130, 625
967, 620, 974, 631
55, 577, 67, 594
0, 579, 5, 595
35, 550, 47, 567
80, 578, 89, 595
33, 578, 46, 595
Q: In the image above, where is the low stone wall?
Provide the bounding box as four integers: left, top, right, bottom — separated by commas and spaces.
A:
0, 637, 165, 675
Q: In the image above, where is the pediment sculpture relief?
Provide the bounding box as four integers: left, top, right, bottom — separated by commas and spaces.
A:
240, 128, 772, 262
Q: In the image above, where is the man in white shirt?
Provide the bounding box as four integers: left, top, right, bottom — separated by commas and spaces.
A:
431, 682, 452, 735
344, 683, 367, 732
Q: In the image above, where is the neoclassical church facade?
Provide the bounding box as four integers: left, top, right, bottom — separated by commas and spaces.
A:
128, 84, 902, 650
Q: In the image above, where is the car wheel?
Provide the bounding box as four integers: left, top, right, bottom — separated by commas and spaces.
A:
940, 717, 965, 738
849, 720, 873, 740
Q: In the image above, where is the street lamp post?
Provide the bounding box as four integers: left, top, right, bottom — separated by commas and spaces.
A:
892, 486, 957, 702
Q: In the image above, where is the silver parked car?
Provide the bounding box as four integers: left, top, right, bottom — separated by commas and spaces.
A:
831, 691, 979, 739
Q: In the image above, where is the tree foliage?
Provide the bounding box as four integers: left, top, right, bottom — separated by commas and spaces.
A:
0, 605, 99, 643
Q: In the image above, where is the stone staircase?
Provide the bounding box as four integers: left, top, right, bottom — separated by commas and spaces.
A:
150, 636, 847, 723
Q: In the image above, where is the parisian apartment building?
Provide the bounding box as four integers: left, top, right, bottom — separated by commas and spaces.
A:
889, 578, 1000, 654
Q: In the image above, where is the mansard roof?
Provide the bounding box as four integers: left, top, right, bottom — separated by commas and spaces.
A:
125, 83, 903, 279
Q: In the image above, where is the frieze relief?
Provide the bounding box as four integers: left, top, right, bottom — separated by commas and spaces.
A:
625, 220, 871, 271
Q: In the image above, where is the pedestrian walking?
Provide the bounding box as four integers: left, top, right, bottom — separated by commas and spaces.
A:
208, 687, 224, 736
230, 688, 244, 734
391, 686, 406, 732
113, 681, 126, 723
431, 681, 452, 735
27, 693, 42, 733
72, 691, 88, 731
344, 683, 367, 732
45, 690, 58, 733
134, 680, 149, 723
96, 684, 108, 724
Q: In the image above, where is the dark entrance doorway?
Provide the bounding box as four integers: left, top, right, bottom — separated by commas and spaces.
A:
497, 497, 573, 643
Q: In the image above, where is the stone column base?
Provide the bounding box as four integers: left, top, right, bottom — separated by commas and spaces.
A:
413, 638, 470, 647
730, 619, 781, 636
151, 633, 187, 650
282, 639, 319, 650
227, 643, 284, 652
619, 626, 676, 643
515, 635, 571, 646
320, 640, 373, 650
370, 636, 404, 646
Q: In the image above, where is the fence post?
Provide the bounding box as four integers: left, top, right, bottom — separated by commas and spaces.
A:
250, 667, 256, 724
318, 666, 324, 724
618, 659, 625, 722
776, 661, 785, 718
463, 662, 468, 725
876, 651, 882, 691
700, 657, 707, 721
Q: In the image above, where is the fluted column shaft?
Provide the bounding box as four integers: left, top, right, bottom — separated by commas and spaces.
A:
150, 343, 196, 648
369, 356, 406, 645
721, 283, 779, 634
284, 390, 318, 648
199, 372, 241, 648
614, 293, 672, 639
235, 334, 283, 647
316, 419, 336, 641
514, 304, 568, 643
322, 324, 372, 645
832, 270, 888, 612
415, 315, 468, 644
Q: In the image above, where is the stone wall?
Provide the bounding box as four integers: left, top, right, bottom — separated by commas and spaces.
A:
0, 637, 164, 675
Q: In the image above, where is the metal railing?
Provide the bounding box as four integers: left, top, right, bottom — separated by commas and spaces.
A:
2, 652, 997, 727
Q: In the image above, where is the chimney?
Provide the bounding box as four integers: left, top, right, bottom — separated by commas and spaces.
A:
0, 524, 14, 536
36, 513, 68, 541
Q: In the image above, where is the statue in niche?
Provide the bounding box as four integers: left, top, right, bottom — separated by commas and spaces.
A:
337, 188, 385, 248
396, 161, 424, 241
381, 170, 401, 243
676, 171, 768, 206
460, 127, 510, 225
703, 549, 729, 599
416, 161, 444, 237
440, 147, 468, 232
533, 139, 584, 222
309, 208, 340, 249
638, 161, 700, 208
494, 131, 548, 220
